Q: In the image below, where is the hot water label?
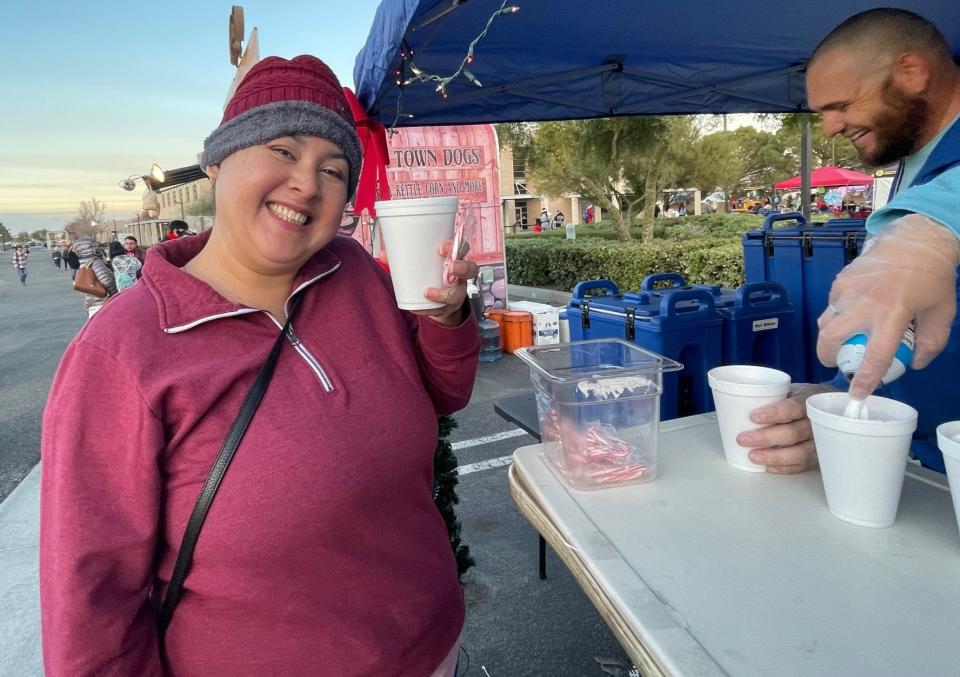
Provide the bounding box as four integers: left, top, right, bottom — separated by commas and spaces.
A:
752, 318, 779, 332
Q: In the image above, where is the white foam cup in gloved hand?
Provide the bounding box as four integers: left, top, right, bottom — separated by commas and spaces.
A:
374, 197, 459, 310
708, 366, 791, 472
807, 392, 918, 528
936, 421, 960, 537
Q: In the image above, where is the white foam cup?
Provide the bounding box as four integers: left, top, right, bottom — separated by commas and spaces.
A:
374, 197, 459, 310
708, 365, 791, 472
807, 392, 918, 528
936, 421, 960, 537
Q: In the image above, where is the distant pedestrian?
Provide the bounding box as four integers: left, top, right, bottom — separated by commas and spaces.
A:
122, 236, 146, 268
70, 236, 117, 310
12, 245, 28, 285
52, 247, 62, 271
109, 241, 142, 292
553, 211, 565, 229
678, 203, 688, 217
539, 208, 551, 229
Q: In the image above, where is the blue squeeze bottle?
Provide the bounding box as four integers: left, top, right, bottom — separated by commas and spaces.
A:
836, 326, 916, 385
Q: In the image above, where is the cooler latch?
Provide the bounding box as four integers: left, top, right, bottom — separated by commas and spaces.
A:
581, 301, 591, 329
801, 231, 814, 257
845, 233, 861, 260
763, 232, 775, 257
625, 307, 636, 340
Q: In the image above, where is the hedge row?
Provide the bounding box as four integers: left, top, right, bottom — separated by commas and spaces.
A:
508, 213, 770, 242
505, 236, 746, 291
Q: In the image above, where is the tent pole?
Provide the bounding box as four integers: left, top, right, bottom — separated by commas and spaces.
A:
801, 117, 812, 220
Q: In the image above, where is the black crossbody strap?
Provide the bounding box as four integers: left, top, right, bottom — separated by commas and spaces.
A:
157, 306, 297, 641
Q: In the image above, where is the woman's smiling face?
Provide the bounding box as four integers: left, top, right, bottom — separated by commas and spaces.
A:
205, 135, 350, 275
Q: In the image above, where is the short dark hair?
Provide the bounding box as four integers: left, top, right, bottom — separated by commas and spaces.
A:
124, 235, 137, 244
811, 9, 952, 69
170, 219, 188, 231
109, 241, 125, 258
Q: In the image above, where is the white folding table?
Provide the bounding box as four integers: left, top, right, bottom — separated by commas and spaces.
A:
509, 413, 960, 676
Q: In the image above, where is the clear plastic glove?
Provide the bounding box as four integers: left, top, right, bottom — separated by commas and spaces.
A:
736, 383, 834, 474
817, 214, 960, 400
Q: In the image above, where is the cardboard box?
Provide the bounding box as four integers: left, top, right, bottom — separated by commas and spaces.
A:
508, 301, 561, 346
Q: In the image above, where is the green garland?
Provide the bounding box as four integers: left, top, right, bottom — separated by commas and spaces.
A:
434, 416, 475, 580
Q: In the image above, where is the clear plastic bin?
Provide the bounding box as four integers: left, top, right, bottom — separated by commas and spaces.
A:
515, 339, 682, 490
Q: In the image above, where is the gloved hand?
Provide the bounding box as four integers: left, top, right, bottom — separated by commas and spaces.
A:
817, 214, 960, 400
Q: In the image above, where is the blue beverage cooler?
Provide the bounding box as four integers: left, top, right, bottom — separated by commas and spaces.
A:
638, 273, 796, 378
567, 279, 722, 420
742, 212, 866, 383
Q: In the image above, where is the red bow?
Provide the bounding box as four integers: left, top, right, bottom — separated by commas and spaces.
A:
343, 87, 391, 218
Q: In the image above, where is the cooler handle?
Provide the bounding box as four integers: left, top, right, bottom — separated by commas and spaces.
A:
659, 288, 717, 318
572, 278, 620, 300
736, 281, 788, 309
641, 272, 687, 291
762, 212, 807, 231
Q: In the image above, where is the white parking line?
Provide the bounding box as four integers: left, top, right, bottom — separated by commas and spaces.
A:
456, 455, 514, 476
450, 428, 528, 450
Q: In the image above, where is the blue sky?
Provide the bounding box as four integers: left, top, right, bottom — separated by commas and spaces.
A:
0, 0, 383, 234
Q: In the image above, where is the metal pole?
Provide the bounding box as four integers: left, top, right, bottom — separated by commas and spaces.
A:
801, 117, 813, 220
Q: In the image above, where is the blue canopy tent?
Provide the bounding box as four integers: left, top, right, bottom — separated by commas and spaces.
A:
353, 0, 959, 126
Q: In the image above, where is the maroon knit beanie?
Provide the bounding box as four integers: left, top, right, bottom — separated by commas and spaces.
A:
201, 55, 362, 199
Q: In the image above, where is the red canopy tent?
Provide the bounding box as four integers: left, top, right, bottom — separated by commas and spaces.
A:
774, 166, 874, 190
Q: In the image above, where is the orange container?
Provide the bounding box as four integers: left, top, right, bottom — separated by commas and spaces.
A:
487, 308, 506, 349
501, 311, 534, 353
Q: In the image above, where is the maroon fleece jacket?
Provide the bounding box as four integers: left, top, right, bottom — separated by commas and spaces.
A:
40, 230, 479, 676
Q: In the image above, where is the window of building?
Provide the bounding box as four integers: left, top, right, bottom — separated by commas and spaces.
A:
512, 153, 528, 196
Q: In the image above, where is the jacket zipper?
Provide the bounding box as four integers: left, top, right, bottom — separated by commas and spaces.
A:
279, 320, 334, 392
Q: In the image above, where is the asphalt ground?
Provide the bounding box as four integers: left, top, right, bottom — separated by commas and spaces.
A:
0, 251, 634, 676
0, 251, 85, 501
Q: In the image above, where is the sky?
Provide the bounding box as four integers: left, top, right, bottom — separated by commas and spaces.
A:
0, 0, 384, 235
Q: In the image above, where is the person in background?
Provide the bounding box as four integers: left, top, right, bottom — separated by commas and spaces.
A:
677, 202, 688, 217
553, 211, 565, 229
62, 241, 79, 282
70, 236, 117, 309
41, 54, 478, 677
109, 240, 141, 292
12, 244, 28, 285
51, 247, 62, 272
123, 235, 146, 267
741, 8, 960, 474
539, 207, 551, 229
163, 219, 188, 241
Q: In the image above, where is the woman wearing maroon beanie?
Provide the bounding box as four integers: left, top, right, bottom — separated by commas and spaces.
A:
40, 55, 479, 676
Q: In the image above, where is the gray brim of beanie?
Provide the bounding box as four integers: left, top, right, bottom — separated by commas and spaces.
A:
200, 100, 362, 200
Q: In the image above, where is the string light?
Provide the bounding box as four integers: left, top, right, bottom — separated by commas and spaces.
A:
462, 69, 483, 88
398, 0, 519, 98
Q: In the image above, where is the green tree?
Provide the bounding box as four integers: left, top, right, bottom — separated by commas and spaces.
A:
525, 117, 666, 240
0, 222, 11, 243
730, 126, 795, 190
15, 231, 30, 243
30, 228, 49, 242
686, 131, 745, 199
185, 191, 215, 217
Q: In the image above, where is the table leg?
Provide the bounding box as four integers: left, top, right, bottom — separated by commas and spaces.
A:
539, 534, 547, 579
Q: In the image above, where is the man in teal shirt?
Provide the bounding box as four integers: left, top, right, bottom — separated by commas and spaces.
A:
740, 8, 960, 473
